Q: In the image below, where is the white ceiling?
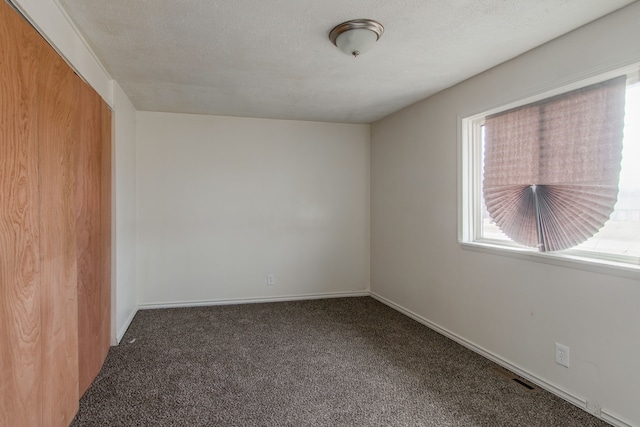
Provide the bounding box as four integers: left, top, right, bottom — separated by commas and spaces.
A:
57, 0, 636, 124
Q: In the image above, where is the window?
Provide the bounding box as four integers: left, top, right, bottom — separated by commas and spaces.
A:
461, 66, 640, 269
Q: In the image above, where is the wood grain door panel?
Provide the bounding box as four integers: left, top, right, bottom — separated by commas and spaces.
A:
76, 82, 106, 397
1, 0, 112, 424
37, 40, 81, 426
0, 1, 45, 424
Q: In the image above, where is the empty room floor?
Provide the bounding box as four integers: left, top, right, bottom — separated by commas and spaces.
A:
71, 297, 607, 426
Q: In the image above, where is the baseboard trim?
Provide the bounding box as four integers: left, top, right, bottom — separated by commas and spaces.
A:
138, 290, 370, 310
369, 292, 627, 427
601, 409, 634, 427
115, 307, 138, 344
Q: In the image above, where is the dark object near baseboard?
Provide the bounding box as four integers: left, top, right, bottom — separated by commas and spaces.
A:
492, 366, 538, 392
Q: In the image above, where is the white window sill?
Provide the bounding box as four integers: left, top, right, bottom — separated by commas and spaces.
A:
461, 241, 640, 281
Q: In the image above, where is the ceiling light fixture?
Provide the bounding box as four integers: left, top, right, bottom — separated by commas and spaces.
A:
329, 19, 384, 58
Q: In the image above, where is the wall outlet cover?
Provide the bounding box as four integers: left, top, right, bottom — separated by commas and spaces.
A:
555, 343, 570, 368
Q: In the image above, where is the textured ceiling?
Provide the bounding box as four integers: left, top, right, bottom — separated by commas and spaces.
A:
57, 0, 635, 124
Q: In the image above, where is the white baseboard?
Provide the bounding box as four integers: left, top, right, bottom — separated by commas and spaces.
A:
601, 409, 635, 427
369, 291, 632, 427
137, 290, 370, 310
115, 307, 138, 344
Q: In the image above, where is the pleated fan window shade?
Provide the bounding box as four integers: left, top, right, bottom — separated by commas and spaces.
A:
483, 76, 627, 252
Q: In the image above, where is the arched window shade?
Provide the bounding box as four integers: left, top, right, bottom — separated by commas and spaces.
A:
483, 76, 627, 252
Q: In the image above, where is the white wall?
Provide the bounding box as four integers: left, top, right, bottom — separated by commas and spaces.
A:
371, 3, 640, 426
136, 112, 370, 306
113, 83, 138, 343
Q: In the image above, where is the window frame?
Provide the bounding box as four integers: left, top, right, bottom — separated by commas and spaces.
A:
459, 65, 640, 280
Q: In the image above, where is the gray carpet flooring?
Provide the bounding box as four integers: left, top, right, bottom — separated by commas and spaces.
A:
71, 297, 608, 426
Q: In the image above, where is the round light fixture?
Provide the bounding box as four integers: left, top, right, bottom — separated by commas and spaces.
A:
329, 19, 384, 58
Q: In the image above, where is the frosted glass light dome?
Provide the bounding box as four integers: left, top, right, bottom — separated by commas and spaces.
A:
329, 19, 384, 58
335, 28, 379, 57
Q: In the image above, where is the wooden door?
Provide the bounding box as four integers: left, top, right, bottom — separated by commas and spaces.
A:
37, 33, 81, 425
0, 0, 112, 424
0, 1, 45, 424
76, 80, 112, 396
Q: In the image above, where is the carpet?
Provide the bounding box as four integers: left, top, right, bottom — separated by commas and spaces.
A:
71, 297, 608, 426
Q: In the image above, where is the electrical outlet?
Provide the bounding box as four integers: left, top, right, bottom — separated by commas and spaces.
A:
267, 274, 275, 286
555, 343, 570, 368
